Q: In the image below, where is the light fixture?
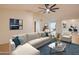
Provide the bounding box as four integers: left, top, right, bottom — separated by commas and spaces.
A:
46, 9, 50, 13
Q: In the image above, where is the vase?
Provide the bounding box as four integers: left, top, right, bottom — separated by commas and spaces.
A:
55, 42, 58, 47
55, 40, 61, 47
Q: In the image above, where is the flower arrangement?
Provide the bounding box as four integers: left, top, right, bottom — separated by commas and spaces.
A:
53, 33, 61, 46
53, 33, 61, 41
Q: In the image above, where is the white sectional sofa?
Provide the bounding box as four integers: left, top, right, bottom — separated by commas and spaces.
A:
10, 32, 52, 55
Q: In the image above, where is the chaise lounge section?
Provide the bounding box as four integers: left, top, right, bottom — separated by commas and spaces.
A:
11, 43, 40, 55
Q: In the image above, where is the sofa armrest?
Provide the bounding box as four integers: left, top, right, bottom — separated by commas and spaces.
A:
10, 40, 16, 51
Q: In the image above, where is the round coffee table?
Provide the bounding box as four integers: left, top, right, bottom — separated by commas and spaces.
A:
48, 42, 66, 54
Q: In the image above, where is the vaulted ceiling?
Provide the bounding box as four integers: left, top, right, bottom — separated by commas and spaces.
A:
0, 4, 79, 20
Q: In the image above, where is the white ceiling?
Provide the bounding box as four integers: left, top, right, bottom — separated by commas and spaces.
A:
0, 4, 79, 12
0, 4, 79, 19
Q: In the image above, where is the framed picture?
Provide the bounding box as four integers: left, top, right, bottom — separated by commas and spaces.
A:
10, 18, 23, 30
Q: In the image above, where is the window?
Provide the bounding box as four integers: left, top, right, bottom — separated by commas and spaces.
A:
49, 22, 56, 35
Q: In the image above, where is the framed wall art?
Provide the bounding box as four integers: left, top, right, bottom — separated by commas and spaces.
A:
10, 18, 23, 30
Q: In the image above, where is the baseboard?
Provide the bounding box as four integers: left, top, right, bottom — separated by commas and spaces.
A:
0, 52, 9, 55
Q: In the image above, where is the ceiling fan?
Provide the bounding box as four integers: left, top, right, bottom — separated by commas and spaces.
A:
39, 4, 59, 13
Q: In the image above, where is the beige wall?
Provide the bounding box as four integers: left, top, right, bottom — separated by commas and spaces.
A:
33, 13, 45, 31
0, 10, 34, 44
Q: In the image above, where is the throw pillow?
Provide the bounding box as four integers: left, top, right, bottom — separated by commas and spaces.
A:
45, 32, 49, 37
12, 36, 21, 47
41, 32, 46, 37
18, 38, 26, 45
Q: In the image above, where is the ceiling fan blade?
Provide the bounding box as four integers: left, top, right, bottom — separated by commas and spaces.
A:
50, 9, 56, 12
45, 4, 49, 8
50, 4, 56, 9
50, 10, 56, 12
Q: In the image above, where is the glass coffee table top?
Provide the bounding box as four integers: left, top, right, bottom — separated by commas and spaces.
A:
48, 41, 67, 53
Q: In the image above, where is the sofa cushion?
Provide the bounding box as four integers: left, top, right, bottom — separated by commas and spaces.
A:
12, 36, 21, 47
40, 37, 50, 41
62, 35, 71, 43
28, 38, 43, 47
28, 37, 50, 48
12, 43, 40, 55
27, 32, 40, 41
18, 34, 28, 45
40, 32, 46, 37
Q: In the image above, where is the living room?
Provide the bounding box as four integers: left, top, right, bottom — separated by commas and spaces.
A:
0, 4, 79, 55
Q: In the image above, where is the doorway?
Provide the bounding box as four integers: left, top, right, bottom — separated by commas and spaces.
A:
34, 20, 41, 32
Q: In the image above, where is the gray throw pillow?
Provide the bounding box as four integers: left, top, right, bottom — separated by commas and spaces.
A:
18, 37, 26, 45
41, 32, 46, 37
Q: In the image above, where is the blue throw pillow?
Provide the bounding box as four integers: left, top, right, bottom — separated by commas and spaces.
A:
12, 36, 21, 47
